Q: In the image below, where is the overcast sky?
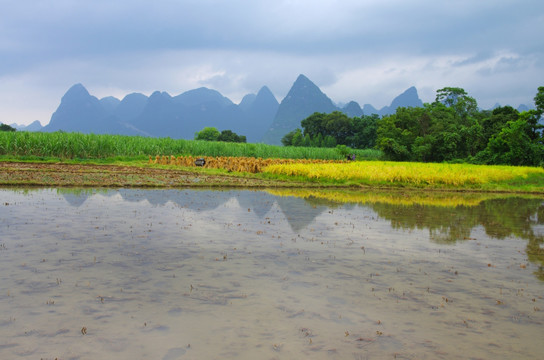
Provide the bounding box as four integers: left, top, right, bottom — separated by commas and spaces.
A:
1, 0, 543, 126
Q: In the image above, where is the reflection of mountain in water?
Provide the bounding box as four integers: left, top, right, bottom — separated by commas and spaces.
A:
58, 188, 327, 233
49, 188, 544, 279
118, 189, 328, 233
118, 189, 234, 211
236, 190, 275, 219
56, 189, 544, 242
274, 195, 328, 233
60, 192, 89, 207
58, 189, 105, 207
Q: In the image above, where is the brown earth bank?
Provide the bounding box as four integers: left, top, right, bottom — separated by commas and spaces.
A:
0, 162, 299, 188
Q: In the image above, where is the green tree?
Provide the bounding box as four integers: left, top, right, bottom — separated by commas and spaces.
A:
350, 114, 379, 149
376, 114, 412, 161
323, 135, 337, 148
0, 123, 16, 132
376, 107, 427, 161
313, 133, 324, 147
194, 127, 220, 141
435, 87, 478, 121
478, 119, 543, 166
412, 134, 435, 162
480, 106, 519, 146
217, 129, 246, 143
299, 111, 353, 146
302, 133, 312, 147
291, 128, 304, 146
281, 128, 302, 146
300, 112, 328, 139
535, 86, 544, 117
322, 111, 353, 145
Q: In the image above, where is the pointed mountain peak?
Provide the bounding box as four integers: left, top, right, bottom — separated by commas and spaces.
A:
45, 83, 105, 132
291, 74, 316, 89
239, 86, 279, 112
283, 74, 330, 103
256, 85, 275, 99
261, 74, 337, 145
62, 83, 90, 101
255, 86, 278, 104
295, 74, 311, 83
389, 86, 423, 110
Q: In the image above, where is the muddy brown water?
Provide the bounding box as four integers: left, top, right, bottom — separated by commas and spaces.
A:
0, 188, 543, 359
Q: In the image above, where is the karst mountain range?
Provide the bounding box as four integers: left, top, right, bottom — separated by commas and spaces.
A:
14, 74, 528, 145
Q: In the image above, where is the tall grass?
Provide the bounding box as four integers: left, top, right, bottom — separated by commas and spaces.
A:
0, 131, 382, 160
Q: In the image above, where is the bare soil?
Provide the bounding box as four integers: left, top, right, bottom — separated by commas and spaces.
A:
0, 162, 296, 188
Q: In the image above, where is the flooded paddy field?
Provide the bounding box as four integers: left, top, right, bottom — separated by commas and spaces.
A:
0, 188, 543, 359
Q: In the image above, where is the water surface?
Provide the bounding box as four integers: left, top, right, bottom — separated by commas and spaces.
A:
1, 188, 543, 359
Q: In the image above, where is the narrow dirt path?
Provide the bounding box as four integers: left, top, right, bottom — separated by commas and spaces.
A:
0, 162, 294, 188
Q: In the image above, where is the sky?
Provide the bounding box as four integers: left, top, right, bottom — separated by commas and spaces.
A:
1, 0, 543, 126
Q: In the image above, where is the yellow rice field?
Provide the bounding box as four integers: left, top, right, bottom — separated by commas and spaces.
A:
149, 155, 343, 173
262, 161, 544, 186
149, 155, 544, 189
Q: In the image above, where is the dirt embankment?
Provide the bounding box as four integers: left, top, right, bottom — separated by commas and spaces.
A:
0, 162, 294, 188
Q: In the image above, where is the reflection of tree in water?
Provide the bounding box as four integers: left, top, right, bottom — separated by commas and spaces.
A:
371, 198, 544, 279
527, 239, 544, 281
372, 203, 477, 244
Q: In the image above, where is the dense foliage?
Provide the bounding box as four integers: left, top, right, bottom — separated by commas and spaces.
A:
0, 123, 16, 132
194, 127, 247, 143
281, 111, 378, 149
283, 87, 544, 166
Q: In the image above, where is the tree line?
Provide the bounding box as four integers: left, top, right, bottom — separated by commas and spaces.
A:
0, 123, 16, 132
194, 127, 247, 143
282, 87, 544, 166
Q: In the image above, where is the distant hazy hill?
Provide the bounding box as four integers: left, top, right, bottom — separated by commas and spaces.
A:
41, 84, 278, 142
127, 86, 278, 142
42, 84, 138, 135
39, 74, 430, 144
358, 87, 424, 117
261, 74, 338, 145
11, 120, 43, 131
341, 101, 364, 118
261, 75, 425, 145
380, 86, 424, 116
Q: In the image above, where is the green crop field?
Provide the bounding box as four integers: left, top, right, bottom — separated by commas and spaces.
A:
0, 131, 381, 161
